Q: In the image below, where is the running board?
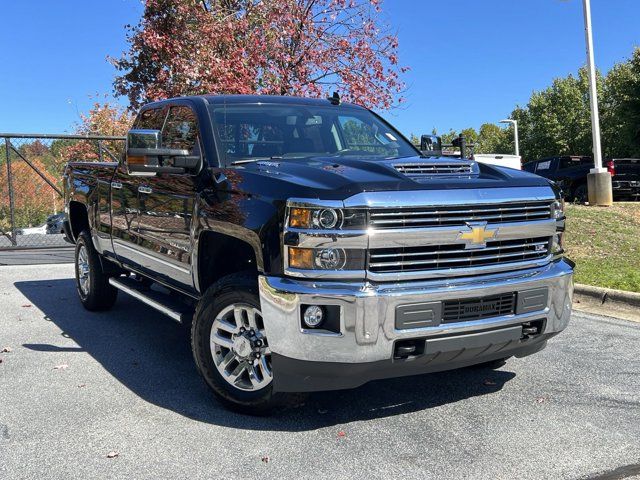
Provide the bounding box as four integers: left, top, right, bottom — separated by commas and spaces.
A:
108, 277, 193, 324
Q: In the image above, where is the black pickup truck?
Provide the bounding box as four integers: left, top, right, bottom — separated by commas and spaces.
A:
523, 156, 640, 201
64, 95, 574, 413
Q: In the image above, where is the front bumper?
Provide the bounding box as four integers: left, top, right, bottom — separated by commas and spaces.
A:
259, 258, 574, 392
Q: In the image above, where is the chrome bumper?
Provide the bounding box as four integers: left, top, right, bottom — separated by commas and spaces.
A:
259, 259, 574, 364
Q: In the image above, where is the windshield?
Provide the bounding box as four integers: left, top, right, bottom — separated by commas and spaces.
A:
209, 103, 418, 165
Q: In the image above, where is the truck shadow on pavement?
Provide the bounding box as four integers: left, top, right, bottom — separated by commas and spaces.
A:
16, 278, 516, 431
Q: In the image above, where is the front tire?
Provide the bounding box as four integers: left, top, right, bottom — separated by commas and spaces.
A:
74, 230, 118, 311
191, 272, 300, 414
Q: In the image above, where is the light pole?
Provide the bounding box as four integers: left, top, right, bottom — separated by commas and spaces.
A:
499, 119, 519, 157
582, 0, 612, 206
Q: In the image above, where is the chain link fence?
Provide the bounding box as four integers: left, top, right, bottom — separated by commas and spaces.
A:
1, 133, 126, 250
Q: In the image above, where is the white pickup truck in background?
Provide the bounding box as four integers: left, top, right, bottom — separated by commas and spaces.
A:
473, 154, 522, 170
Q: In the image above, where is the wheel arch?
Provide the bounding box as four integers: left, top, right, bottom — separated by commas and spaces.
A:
67, 201, 90, 243
195, 229, 264, 295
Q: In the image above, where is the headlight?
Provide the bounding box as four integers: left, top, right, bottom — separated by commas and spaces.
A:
551, 199, 565, 219
289, 207, 342, 229
551, 232, 564, 255
315, 209, 339, 229
288, 247, 365, 271
287, 207, 365, 230
551, 198, 565, 256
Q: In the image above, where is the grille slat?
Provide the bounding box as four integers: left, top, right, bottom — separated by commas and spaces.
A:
394, 163, 474, 175
369, 241, 549, 259
370, 211, 550, 226
368, 237, 551, 274
369, 201, 553, 229
370, 204, 552, 218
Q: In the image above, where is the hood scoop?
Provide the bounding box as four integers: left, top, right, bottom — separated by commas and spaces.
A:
392, 160, 479, 177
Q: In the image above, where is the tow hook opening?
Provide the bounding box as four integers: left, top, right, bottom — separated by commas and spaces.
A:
394, 339, 426, 360
521, 319, 545, 339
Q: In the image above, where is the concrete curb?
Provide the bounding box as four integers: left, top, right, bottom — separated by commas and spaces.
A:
574, 283, 640, 308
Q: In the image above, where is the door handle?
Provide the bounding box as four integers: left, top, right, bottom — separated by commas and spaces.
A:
111, 182, 123, 190
138, 186, 153, 194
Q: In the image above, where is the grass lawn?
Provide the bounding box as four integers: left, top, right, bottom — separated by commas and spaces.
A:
564, 202, 640, 292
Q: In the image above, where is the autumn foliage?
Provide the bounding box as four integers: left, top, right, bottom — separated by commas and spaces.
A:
56, 101, 133, 165
111, 0, 407, 110
0, 154, 60, 230
0, 103, 131, 231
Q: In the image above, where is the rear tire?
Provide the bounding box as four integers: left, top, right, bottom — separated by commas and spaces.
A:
572, 184, 588, 203
74, 230, 118, 311
191, 272, 301, 415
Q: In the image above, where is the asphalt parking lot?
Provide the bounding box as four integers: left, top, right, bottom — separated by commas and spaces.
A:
1, 264, 639, 480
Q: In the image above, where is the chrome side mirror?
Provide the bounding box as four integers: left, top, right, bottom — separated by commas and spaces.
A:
127, 129, 161, 150
125, 129, 200, 173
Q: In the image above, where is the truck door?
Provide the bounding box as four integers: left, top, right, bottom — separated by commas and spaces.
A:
135, 105, 199, 291
111, 106, 168, 269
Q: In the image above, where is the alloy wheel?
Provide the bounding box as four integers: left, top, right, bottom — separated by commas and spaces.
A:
77, 245, 90, 296
209, 304, 273, 391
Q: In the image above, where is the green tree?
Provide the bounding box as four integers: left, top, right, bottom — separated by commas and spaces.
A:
507, 49, 640, 161
475, 123, 512, 154
509, 67, 600, 161
601, 48, 640, 158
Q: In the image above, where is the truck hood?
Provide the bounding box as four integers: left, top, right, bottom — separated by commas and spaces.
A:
230, 155, 553, 200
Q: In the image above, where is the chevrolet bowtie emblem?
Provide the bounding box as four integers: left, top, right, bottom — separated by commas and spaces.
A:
458, 222, 498, 249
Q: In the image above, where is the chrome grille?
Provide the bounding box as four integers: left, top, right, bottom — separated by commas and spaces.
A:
369, 201, 553, 229
393, 162, 474, 175
368, 237, 551, 274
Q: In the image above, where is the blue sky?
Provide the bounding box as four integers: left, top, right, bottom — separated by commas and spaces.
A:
1, 0, 639, 137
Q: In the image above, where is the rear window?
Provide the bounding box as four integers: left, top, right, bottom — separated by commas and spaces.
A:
559, 157, 593, 169
536, 161, 552, 172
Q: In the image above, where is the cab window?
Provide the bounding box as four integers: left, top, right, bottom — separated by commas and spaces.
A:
162, 106, 200, 154
134, 108, 167, 131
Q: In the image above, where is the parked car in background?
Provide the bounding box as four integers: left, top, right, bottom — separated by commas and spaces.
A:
523, 156, 593, 202
523, 156, 640, 202
46, 213, 65, 234
608, 158, 640, 199
473, 154, 522, 170
16, 224, 48, 235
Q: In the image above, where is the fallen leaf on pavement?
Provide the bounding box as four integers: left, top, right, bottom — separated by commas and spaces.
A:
106, 451, 119, 459
21, 304, 32, 308
1, 347, 12, 353
483, 379, 497, 386
261, 456, 270, 463
53, 364, 69, 370
337, 430, 346, 438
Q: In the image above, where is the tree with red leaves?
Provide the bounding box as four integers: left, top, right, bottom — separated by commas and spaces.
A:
111, 0, 406, 110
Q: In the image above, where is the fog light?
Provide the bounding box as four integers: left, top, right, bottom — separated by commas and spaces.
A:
303, 305, 324, 328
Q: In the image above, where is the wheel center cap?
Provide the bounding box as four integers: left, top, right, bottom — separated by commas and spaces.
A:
232, 336, 252, 358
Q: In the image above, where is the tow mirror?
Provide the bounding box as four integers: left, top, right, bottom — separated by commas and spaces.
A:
420, 134, 442, 156
125, 129, 200, 173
